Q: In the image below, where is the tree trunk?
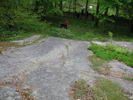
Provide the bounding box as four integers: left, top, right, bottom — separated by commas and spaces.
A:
55, 2, 57, 8
95, 18, 99, 27
34, 1, 39, 12
104, 7, 109, 16
130, 20, 133, 32
69, 0, 72, 12
96, 0, 99, 15
85, 0, 89, 16
95, 0, 100, 27
73, 0, 77, 13
59, 0, 63, 11
115, 6, 119, 17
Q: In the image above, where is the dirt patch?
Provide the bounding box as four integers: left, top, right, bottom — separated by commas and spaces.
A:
0, 42, 19, 53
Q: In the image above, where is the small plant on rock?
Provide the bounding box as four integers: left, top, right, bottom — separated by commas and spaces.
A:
108, 31, 113, 42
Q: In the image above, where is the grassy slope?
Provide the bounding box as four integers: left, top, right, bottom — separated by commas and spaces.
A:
0, 14, 133, 42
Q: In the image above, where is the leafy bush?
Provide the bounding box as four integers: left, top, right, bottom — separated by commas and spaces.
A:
0, 0, 20, 29
0, 11, 50, 41
89, 44, 133, 67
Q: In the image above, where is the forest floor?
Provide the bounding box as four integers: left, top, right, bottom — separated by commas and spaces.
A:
0, 36, 133, 100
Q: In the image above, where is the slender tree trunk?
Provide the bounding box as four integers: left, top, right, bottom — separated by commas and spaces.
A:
95, 0, 100, 27
104, 7, 109, 16
34, 1, 39, 12
69, 0, 72, 12
115, 6, 119, 17
85, 0, 89, 16
55, 2, 57, 8
73, 0, 77, 13
96, 0, 99, 15
130, 19, 133, 32
59, 0, 63, 11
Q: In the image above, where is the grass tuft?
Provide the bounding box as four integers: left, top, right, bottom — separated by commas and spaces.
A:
94, 79, 129, 100
70, 79, 95, 100
70, 79, 129, 100
89, 55, 109, 75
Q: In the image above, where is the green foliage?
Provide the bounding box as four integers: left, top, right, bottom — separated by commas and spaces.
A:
0, 12, 49, 41
121, 0, 133, 20
33, 0, 64, 19
124, 77, 133, 81
89, 44, 133, 67
46, 8, 63, 16
0, 0, 133, 42
0, 0, 19, 29
108, 31, 113, 40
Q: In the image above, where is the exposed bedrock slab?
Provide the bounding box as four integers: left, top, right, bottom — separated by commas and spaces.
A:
0, 37, 96, 100
108, 61, 133, 78
0, 37, 133, 100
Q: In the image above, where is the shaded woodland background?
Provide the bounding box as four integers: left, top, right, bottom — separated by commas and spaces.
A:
0, 0, 133, 41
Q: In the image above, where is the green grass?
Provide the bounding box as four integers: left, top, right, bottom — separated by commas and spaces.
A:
1, 14, 133, 42
89, 55, 109, 75
70, 79, 129, 100
94, 79, 129, 100
89, 44, 133, 67
124, 77, 133, 81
